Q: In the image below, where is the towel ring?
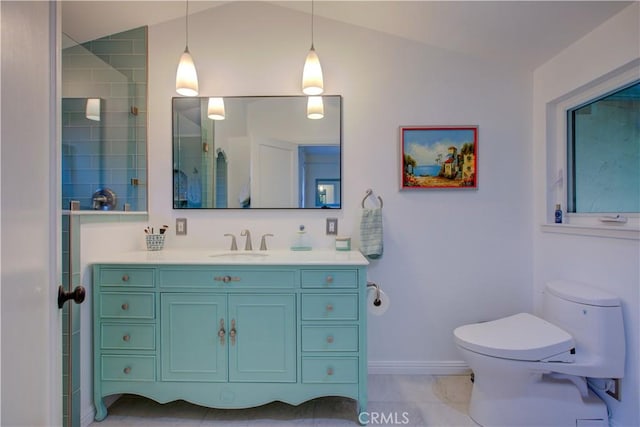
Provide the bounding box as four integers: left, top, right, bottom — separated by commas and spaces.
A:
362, 189, 383, 208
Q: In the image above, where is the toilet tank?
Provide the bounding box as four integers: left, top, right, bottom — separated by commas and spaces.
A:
542, 280, 625, 378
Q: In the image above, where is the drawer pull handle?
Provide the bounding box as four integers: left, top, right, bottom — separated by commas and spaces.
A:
121, 274, 129, 282
230, 319, 237, 346
326, 304, 334, 312
326, 275, 334, 284
121, 303, 129, 311
218, 319, 226, 346
123, 367, 131, 375
326, 336, 334, 344
122, 334, 131, 342
214, 275, 240, 283
327, 367, 334, 376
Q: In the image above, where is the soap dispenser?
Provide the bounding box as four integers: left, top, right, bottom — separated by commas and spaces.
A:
290, 225, 312, 251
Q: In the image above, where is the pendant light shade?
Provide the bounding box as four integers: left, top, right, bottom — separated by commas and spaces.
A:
307, 96, 324, 119
176, 48, 199, 96
85, 98, 100, 121
207, 97, 226, 120
302, 0, 324, 95
302, 46, 323, 95
176, 0, 198, 96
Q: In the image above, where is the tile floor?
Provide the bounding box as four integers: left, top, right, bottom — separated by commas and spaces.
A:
90, 374, 477, 426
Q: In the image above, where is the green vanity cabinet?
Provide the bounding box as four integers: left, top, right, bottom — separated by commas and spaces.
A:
93, 255, 368, 423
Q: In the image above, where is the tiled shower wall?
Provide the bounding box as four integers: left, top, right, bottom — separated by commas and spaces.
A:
61, 214, 81, 427
62, 27, 147, 211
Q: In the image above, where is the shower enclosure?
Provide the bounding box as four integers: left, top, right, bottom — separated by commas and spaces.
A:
61, 27, 147, 212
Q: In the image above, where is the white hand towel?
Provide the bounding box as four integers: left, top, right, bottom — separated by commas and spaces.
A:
360, 208, 383, 259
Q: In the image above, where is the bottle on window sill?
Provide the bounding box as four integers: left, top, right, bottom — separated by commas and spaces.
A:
555, 204, 563, 224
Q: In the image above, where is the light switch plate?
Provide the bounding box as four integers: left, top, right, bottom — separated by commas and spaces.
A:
326, 218, 338, 235
176, 218, 187, 235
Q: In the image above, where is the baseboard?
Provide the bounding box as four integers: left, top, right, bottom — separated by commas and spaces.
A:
81, 406, 95, 427
368, 360, 471, 375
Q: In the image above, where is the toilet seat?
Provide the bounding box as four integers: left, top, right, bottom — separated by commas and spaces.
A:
453, 313, 575, 361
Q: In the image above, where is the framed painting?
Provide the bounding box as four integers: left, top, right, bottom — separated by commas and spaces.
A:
401, 126, 478, 189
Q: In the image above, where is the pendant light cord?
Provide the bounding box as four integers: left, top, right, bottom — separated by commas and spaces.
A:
310, 0, 315, 49
185, 0, 190, 49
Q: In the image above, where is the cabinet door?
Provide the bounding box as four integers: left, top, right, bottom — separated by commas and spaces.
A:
161, 294, 227, 382
228, 294, 296, 382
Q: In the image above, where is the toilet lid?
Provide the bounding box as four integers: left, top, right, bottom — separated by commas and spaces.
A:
453, 313, 574, 361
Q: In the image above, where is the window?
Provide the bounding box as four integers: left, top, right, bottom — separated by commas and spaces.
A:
567, 81, 640, 214
542, 61, 640, 239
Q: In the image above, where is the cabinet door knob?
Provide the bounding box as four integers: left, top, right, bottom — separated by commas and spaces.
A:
326, 336, 334, 344
122, 334, 130, 342
218, 319, 226, 345
121, 303, 129, 311
230, 319, 237, 346
123, 367, 131, 375
325, 275, 334, 284
326, 304, 333, 312
121, 274, 129, 282
327, 367, 334, 376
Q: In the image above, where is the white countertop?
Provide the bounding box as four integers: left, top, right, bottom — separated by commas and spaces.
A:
91, 249, 370, 266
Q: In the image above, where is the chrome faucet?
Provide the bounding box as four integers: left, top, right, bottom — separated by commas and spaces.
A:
224, 233, 238, 251
240, 229, 252, 251
260, 234, 274, 251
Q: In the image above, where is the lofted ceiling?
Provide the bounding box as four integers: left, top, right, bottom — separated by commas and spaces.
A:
61, 0, 632, 71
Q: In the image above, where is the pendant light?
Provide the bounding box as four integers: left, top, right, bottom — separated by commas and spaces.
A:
302, 0, 323, 95
307, 96, 324, 119
207, 97, 226, 120
176, 0, 199, 96
85, 98, 100, 121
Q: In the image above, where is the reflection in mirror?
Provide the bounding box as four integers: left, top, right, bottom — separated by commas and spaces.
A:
172, 96, 341, 209
316, 179, 340, 208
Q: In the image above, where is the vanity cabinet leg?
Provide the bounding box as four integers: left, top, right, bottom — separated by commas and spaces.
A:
357, 399, 368, 425
94, 397, 107, 421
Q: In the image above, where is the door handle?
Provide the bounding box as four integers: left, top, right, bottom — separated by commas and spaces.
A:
57, 285, 86, 309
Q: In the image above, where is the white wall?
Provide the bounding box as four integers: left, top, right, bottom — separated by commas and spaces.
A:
532, 4, 639, 427
79, 0, 534, 422
148, 0, 533, 363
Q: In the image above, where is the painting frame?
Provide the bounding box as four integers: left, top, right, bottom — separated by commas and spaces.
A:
400, 125, 478, 190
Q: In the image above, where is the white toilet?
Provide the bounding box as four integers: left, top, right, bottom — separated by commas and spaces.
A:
453, 280, 625, 426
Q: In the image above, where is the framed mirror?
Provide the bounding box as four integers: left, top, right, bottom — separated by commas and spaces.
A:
172, 95, 342, 209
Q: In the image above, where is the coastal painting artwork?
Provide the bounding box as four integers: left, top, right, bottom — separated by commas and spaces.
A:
401, 126, 478, 189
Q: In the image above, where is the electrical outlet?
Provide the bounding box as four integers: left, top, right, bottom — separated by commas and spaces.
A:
176, 218, 187, 236
326, 218, 338, 235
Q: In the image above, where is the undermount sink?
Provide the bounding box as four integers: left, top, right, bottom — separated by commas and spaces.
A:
208, 252, 269, 259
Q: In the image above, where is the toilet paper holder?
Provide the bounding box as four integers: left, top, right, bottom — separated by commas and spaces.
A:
367, 282, 382, 306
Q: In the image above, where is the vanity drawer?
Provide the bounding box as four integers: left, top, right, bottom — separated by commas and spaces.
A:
101, 355, 155, 382
301, 357, 358, 383
159, 268, 296, 289
99, 268, 154, 288
101, 323, 155, 350
301, 270, 358, 289
301, 294, 358, 321
301, 326, 358, 352
99, 292, 155, 319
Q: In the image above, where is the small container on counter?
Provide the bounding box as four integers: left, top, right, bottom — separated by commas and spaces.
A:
145, 234, 165, 251
335, 236, 351, 251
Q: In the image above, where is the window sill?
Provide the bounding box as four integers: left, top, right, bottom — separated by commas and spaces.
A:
540, 223, 639, 240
